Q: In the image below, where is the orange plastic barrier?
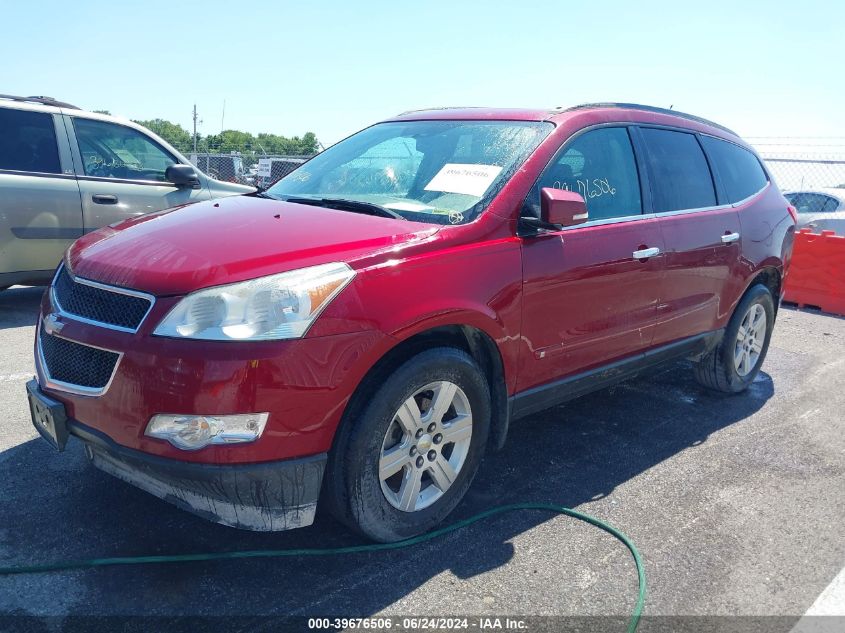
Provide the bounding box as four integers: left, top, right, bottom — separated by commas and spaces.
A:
783, 228, 845, 316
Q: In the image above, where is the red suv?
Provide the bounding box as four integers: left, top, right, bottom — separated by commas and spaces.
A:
27, 103, 795, 542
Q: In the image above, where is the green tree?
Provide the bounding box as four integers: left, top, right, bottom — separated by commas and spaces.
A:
253, 131, 319, 156
98, 113, 318, 166
133, 119, 194, 153
300, 132, 318, 154
205, 129, 255, 154
254, 132, 285, 155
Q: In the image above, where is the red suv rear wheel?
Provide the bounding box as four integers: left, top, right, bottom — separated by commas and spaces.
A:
693, 284, 775, 393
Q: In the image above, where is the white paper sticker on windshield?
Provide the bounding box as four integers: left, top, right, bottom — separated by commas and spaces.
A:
424, 164, 503, 197
384, 201, 434, 213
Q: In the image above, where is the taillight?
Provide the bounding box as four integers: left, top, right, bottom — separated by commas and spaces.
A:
787, 205, 798, 224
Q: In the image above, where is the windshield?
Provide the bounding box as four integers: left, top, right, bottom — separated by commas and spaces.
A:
266, 120, 552, 225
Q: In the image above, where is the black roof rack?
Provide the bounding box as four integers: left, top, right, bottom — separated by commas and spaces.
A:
0, 94, 80, 110
558, 102, 737, 136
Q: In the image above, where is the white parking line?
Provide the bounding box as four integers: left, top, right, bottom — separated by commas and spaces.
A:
790, 565, 845, 632
0, 372, 32, 383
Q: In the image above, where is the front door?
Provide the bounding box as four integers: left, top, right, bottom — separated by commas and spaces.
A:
517, 126, 665, 404
66, 116, 207, 234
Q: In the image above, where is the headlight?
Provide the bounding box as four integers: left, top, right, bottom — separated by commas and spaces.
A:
153, 262, 355, 341
145, 413, 269, 450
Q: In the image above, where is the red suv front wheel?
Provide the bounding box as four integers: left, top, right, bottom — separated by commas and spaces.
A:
324, 347, 491, 542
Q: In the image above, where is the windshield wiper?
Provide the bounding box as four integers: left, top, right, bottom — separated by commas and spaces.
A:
285, 197, 406, 221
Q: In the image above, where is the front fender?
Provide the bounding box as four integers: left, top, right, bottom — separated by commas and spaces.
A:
311, 237, 524, 390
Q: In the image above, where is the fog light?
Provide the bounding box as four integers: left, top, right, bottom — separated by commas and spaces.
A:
145, 413, 269, 450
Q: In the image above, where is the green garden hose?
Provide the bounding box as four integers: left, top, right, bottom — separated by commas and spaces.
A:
0, 502, 646, 633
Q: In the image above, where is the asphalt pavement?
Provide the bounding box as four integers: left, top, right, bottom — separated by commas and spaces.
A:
0, 285, 843, 632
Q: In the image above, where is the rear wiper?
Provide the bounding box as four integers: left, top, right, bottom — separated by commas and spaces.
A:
285, 197, 406, 221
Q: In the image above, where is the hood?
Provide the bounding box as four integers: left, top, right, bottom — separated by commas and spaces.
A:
68, 195, 440, 296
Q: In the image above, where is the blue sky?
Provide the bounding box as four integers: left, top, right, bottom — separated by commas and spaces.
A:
1, 0, 841, 146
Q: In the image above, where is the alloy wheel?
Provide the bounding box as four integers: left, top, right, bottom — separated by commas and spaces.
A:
734, 303, 766, 377
379, 381, 473, 512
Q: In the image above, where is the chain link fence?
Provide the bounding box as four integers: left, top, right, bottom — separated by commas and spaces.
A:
253, 156, 311, 189
187, 152, 315, 187
759, 155, 845, 192
751, 138, 845, 193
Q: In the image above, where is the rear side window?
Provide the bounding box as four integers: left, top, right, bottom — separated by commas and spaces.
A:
640, 128, 716, 212
0, 108, 61, 174
701, 136, 768, 203
528, 127, 642, 221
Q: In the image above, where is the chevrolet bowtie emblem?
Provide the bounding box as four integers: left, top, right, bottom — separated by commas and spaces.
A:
43, 313, 64, 335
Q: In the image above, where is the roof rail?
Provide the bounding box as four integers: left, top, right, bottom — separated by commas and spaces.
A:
0, 94, 81, 110
396, 106, 487, 116
558, 102, 737, 136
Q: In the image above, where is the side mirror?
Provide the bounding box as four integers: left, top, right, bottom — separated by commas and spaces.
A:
166, 164, 201, 188
540, 187, 588, 227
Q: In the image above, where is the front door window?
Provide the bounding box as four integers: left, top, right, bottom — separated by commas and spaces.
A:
73, 119, 177, 182
526, 126, 643, 221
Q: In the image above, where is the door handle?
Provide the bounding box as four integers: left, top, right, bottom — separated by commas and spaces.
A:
632, 247, 661, 259
721, 232, 740, 244
92, 194, 118, 205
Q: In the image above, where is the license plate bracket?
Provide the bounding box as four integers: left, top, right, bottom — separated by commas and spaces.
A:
26, 379, 69, 452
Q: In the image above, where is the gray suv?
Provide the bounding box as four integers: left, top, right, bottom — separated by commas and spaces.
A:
0, 95, 253, 290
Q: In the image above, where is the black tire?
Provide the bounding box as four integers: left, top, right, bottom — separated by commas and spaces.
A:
693, 284, 775, 393
323, 347, 491, 542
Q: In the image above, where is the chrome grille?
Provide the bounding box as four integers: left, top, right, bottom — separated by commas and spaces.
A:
39, 325, 120, 392
52, 265, 153, 332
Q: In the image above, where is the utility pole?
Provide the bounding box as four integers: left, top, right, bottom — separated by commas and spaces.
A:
192, 104, 198, 154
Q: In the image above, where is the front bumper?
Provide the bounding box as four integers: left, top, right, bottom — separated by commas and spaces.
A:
35, 288, 389, 463
72, 420, 327, 531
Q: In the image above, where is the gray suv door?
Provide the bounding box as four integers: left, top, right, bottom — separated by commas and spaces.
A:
66, 116, 209, 233
0, 107, 83, 287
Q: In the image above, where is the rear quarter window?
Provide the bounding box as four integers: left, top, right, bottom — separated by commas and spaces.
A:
640, 128, 716, 212
700, 136, 768, 203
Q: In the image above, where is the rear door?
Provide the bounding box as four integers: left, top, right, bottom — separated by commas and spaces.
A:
66, 116, 208, 233
699, 134, 773, 299
0, 107, 82, 281
637, 127, 743, 346
516, 126, 665, 404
